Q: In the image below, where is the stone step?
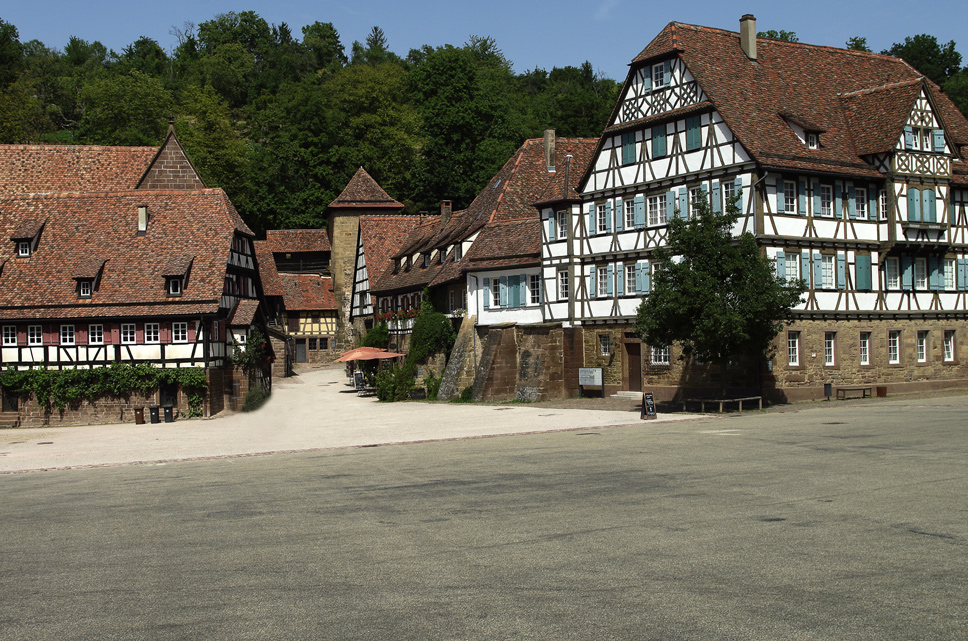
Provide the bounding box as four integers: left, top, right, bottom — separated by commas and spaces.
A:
611, 391, 644, 400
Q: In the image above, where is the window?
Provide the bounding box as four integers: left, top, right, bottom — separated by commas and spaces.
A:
621, 132, 635, 165
915, 258, 927, 289
490, 279, 501, 307
597, 204, 609, 234
309, 338, 317, 351
17, 241, 30, 257
651, 344, 670, 365
121, 323, 136, 344
788, 331, 800, 366
652, 62, 667, 88
557, 270, 569, 300
167, 278, 182, 296
685, 116, 702, 151
28, 325, 42, 346
921, 129, 931, 151
888, 330, 900, 364
556, 211, 567, 239
943, 330, 955, 362
819, 185, 833, 217
807, 132, 819, 149
824, 332, 836, 366
320, 337, 329, 351
455, 243, 463, 261
917, 330, 929, 363
60, 324, 75, 346
944, 258, 956, 291
89, 324, 103, 345
422, 254, 430, 268
173, 322, 188, 343
859, 332, 871, 366
597, 268, 609, 297
821, 254, 835, 289
854, 187, 868, 220
879, 190, 889, 220
689, 188, 704, 218
886, 257, 900, 289
79, 280, 92, 298
3, 326, 16, 346
648, 194, 666, 226
722, 182, 736, 210
786, 252, 801, 286
624, 199, 635, 229
651, 125, 667, 158
144, 323, 159, 344
599, 334, 611, 356
448, 290, 455, 312
626, 264, 637, 295
529, 274, 540, 304
783, 181, 796, 214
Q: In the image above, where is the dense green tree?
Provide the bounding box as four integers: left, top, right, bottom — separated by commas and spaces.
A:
846, 36, 872, 52
758, 30, 798, 42
635, 192, 805, 389
301, 21, 347, 75
117, 36, 169, 78
521, 62, 619, 137
175, 84, 248, 192
0, 18, 23, 88
76, 71, 173, 145
0, 76, 51, 142
884, 34, 962, 87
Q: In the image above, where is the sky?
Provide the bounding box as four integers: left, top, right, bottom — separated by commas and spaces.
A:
4, 0, 968, 81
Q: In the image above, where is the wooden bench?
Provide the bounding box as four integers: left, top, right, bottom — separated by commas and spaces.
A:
836, 386, 872, 400
682, 396, 762, 413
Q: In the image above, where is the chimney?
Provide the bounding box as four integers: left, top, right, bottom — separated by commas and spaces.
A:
544, 129, 556, 172
440, 200, 453, 226
740, 14, 757, 60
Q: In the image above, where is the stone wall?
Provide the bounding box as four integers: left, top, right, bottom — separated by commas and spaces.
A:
138, 138, 205, 190
469, 323, 575, 402
438, 314, 480, 400
16, 388, 184, 428
328, 212, 361, 351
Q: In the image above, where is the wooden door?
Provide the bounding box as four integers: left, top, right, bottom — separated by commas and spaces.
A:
625, 343, 641, 392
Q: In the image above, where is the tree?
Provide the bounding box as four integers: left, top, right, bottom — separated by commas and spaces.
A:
884, 35, 962, 87
76, 70, 173, 145
758, 30, 798, 42
0, 18, 23, 89
635, 191, 805, 390
846, 36, 872, 52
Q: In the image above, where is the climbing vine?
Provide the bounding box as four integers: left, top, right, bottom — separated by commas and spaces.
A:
0, 363, 208, 417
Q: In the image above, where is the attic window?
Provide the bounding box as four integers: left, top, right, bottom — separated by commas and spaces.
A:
393, 258, 401, 274
422, 254, 430, 268
78, 280, 93, 299
138, 206, 148, 234
17, 241, 30, 257
167, 277, 183, 297
807, 132, 820, 149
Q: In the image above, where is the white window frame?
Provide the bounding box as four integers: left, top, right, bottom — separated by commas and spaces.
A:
168, 278, 182, 296
17, 241, 30, 257
89, 324, 104, 345
820, 185, 833, 217
624, 199, 635, 229
807, 132, 819, 149
821, 254, 835, 289
854, 187, 868, 220
2, 325, 17, 346
599, 334, 611, 356
859, 332, 871, 366
144, 323, 160, 344
648, 194, 666, 226
921, 129, 932, 152
917, 330, 928, 363
121, 323, 136, 345
60, 324, 75, 346
556, 210, 567, 240
886, 257, 900, 289
879, 190, 889, 220
723, 182, 736, 209
597, 269, 609, 298
943, 330, 955, 362
888, 330, 901, 364
786, 253, 801, 286
490, 280, 501, 308
915, 258, 927, 290
173, 322, 188, 344
596, 204, 609, 234
788, 331, 800, 366
652, 63, 666, 88
529, 274, 540, 305
944, 258, 956, 291
824, 332, 836, 366
783, 181, 796, 214
27, 325, 42, 346
557, 270, 569, 301
625, 264, 636, 296
79, 280, 92, 298
651, 344, 670, 365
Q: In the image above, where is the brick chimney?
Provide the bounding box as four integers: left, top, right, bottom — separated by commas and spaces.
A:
740, 14, 757, 60
544, 129, 556, 172
440, 200, 453, 225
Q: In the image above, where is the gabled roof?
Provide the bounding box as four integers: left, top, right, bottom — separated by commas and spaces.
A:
265, 229, 331, 253
0, 144, 157, 195
603, 21, 968, 182
462, 219, 541, 272
280, 273, 337, 311
253, 240, 285, 297
357, 214, 422, 286
327, 167, 404, 210
228, 298, 261, 327
0, 189, 250, 320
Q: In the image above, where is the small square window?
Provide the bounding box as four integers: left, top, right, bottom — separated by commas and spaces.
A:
3, 325, 17, 346
121, 324, 136, 344
651, 344, 670, 365
309, 338, 318, 351
17, 241, 30, 257
172, 322, 188, 343
28, 325, 42, 346
168, 278, 182, 296
79, 280, 92, 298
144, 323, 159, 344
599, 334, 612, 356
320, 337, 329, 350
60, 324, 75, 346
89, 324, 104, 345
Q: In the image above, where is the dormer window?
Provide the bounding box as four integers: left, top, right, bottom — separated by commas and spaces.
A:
17, 241, 30, 257
393, 258, 401, 274
422, 254, 430, 268
807, 132, 820, 149
79, 280, 93, 299
651, 61, 671, 88
162, 253, 193, 298
11, 218, 45, 258
167, 277, 183, 297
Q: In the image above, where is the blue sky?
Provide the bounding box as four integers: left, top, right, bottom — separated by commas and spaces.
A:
4, 0, 967, 81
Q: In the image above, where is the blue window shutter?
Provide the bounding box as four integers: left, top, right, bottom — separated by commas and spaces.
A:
933, 129, 945, 153
590, 266, 597, 297
712, 181, 722, 214
929, 256, 941, 290
907, 188, 920, 222
635, 262, 643, 294
922, 189, 936, 223
663, 60, 671, 84
652, 125, 666, 157
775, 250, 786, 280
799, 180, 808, 215
801, 254, 810, 287
666, 190, 676, 221
634, 195, 645, 228
588, 203, 596, 235
615, 198, 624, 231
901, 256, 914, 290
483, 278, 490, 309
605, 201, 612, 233
514, 275, 524, 307
678, 187, 687, 219
856, 255, 872, 290
643, 66, 652, 92
499, 276, 508, 307
606, 264, 614, 296
904, 126, 914, 150
960, 259, 968, 291
548, 214, 555, 241
734, 176, 744, 213
686, 116, 701, 150
813, 253, 823, 289
837, 253, 846, 290
868, 185, 878, 221
642, 261, 651, 294
812, 181, 821, 216
622, 133, 635, 165
835, 184, 843, 218
847, 185, 857, 219
616, 264, 625, 294
520, 275, 527, 306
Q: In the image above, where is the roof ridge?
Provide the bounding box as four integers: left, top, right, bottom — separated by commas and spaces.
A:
840, 77, 924, 98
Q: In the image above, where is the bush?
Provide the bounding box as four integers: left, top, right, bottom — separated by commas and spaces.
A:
451, 385, 474, 403
360, 322, 390, 349
424, 370, 442, 401
241, 385, 269, 412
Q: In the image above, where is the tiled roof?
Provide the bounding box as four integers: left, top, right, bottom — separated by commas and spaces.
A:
358, 214, 422, 287
72, 257, 107, 280
0, 189, 250, 320
253, 241, 285, 297
161, 253, 194, 277
327, 167, 403, 210
0, 144, 157, 195
10, 217, 45, 240
608, 21, 968, 181
463, 219, 541, 272
265, 229, 331, 253
228, 299, 261, 327
280, 273, 337, 311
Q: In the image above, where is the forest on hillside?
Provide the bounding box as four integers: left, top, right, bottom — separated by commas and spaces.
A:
0, 13, 965, 235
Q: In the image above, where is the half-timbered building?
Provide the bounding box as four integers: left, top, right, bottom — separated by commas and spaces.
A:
546, 15, 968, 401
0, 129, 266, 424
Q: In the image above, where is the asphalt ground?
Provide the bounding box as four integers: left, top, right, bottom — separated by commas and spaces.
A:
0, 371, 964, 640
